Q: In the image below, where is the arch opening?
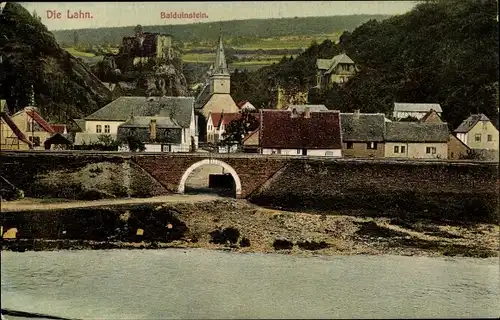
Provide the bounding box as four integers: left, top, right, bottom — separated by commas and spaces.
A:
178, 159, 242, 198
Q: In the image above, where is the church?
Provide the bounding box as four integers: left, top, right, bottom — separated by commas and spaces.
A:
195, 33, 240, 142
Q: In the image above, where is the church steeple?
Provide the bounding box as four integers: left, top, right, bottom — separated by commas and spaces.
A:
212, 31, 229, 75
209, 30, 231, 95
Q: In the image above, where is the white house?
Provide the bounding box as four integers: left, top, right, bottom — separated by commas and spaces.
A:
392, 103, 443, 120
206, 112, 240, 144
76, 96, 198, 152
384, 122, 449, 159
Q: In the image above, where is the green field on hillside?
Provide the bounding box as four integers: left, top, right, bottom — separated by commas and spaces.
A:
65, 47, 96, 57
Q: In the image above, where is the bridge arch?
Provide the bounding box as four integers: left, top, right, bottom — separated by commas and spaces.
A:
178, 159, 242, 196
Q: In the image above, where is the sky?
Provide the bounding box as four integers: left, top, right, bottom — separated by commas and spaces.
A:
18, 1, 419, 31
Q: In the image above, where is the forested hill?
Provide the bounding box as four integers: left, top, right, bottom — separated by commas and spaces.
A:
51, 15, 391, 46
0, 2, 111, 122
231, 0, 499, 129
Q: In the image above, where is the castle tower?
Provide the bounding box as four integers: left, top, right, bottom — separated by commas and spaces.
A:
209, 32, 230, 94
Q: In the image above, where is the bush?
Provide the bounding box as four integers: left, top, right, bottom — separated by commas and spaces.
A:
239, 237, 251, 247
209, 227, 241, 245
297, 240, 330, 250
273, 238, 294, 250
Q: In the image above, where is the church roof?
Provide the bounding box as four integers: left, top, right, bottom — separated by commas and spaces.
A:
212, 33, 229, 75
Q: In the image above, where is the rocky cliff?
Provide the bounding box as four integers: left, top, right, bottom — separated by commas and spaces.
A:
0, 2, 111, 122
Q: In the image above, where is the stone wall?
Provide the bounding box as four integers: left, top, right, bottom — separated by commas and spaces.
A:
249, 159, 499, 223
1, 152, 497, 222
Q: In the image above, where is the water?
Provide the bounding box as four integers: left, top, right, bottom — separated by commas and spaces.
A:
1, 249, 499, 319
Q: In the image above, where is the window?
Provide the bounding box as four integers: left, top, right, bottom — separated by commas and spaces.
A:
346, 142, 354, 149
401, 146, 406, 153
475, 133, 481, 142
325, 151, 334, 156
29, 136, 41, 146
487, 134, 493, 142
104, 125, 110, 133
394, 146, 399, 153
367, 142, 377, 150
426, 147, 436, 154
96, 125, 102, 133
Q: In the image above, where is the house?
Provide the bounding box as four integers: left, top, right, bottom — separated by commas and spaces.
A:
384, 122, 449, 159
242, 129, 260, 153
77, 96, 198, 152
206, 112, 240, 145
237, 100, 256, 112
9, 106, 56, 149
419, 109, 470, 160
195, 33, 239, 119
315, 53, 357, 90
392, 103, 442, 121
117, 116, 184, 152
454, 114, 499, 151
340, 111, 386, 158
259, 109, 343, 157
287, 105, 328, 113
0, 108, 33, 150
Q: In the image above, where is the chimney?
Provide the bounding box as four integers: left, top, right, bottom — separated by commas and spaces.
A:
354, 109, 360, 119
304, 107, 311, 119
149, 118, 157, 142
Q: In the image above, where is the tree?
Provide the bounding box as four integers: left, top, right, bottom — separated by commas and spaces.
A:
399, 116, 419, 122
32, 10, 41, 22
220, 110, 259, 150
125, 130, 146, 152
73, 31, 79, 47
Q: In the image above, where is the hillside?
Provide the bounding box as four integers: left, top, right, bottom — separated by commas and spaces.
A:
51, 15, 391, 47
0, 2, 111, 123
231, 0, 499, 129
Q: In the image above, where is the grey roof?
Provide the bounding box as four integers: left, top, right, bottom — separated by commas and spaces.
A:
454, 114, 490, 133
73, 119, 86, 131
340, 113, 386, 142
394, 103, 442, 113
119, 116, 181, 129
385, 122, 449, 142
287, 105, 328, 113
316, 59, 332, 70
84, 96, 194, 128
317, 53, 355, 72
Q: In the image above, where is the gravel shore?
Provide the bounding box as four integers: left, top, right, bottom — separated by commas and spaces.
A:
2, 199, 497, 258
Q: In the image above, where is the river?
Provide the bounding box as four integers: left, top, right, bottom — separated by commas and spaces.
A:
1, 249, 498, 319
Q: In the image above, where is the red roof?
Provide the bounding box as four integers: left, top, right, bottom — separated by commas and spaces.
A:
209, 112, 240, 128
237, 100, 249, 108
259, 110, 342, 149
25, 109, 56, 134
0, 113, 33, 147
50, 124, 67, 134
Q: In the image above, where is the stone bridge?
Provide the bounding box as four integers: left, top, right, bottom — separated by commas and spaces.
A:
131, 153, 289, 198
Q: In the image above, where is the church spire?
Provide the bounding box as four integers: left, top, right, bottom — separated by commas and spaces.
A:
213, 31, 228, 75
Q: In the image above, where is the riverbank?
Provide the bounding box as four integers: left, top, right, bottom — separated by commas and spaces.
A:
1, 198, 498, 258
